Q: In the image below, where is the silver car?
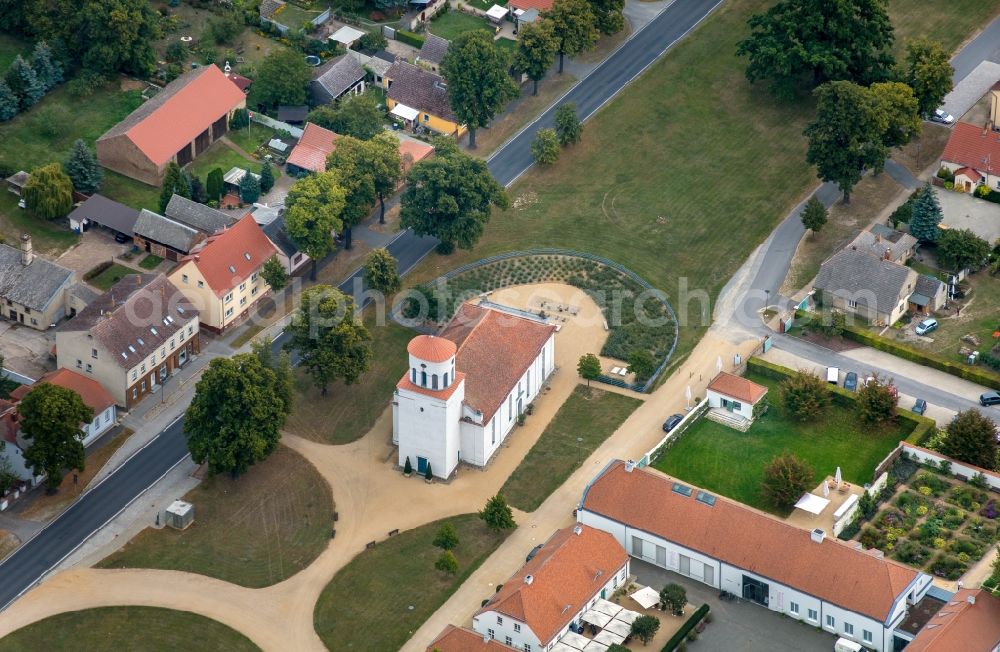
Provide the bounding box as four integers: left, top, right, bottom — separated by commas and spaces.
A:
931, 109, 954, 124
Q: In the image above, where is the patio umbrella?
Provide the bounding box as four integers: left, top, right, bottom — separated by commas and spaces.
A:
822, 480, 829, 497
835, 466, 842, 487
716, 356, 723, 373
685, 385, 692, 409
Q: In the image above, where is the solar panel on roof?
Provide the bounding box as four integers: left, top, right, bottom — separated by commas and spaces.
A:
672, 483, 693, 497
696, 491, 716, 507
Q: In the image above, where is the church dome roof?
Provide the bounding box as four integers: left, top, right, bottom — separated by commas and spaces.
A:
407, 335, 456, 363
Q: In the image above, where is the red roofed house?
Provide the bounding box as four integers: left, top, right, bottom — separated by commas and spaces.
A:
96, 65, 247, 186
168, 215, 278, 333
705, 371, 768, 425
11, 369, 117, 447
578, 460, 934, 652
286, 122, 340, 176
939, 121, 1000, 193
393, 301, 556, 479
473, 525, 630, 651
905, 588, 1000, 652
425, 625, 517, 652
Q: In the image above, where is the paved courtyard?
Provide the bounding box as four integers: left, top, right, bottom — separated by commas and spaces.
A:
632, 560, 836, 652
0, 321, 52, 379
934, 186, 1000, 244
54, 229, 131, 276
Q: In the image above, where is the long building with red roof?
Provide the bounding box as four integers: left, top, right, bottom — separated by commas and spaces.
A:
97, 65, 247, 186
939, 121, 1000, 193
393, 301, 556, 479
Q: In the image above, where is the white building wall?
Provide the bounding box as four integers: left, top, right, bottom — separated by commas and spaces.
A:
394, 383, 463, 478
706, 389, 754, 419
0, 441, 36, 482
81, 405, 116, 447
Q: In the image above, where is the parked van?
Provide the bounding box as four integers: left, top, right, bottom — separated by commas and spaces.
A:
827, 367, 839, 385
834, 638, 863, 652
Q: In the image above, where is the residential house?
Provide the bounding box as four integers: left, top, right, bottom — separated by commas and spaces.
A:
705, 371, 768, 423
225, 71, 252, 94
416, 34, 449, 73
848, 224, 917, 265
329, 25, 366, 50
0, 399, 34, 483
905, 589, 1000, 652
261, 213, 308, 275
55, 274, 200, 410
67, 194, 139, 238
363, 50, 396, 89
473, 525, 630, 651
508, 0, 551, 27
96, 65, 247, 186
393, 301, 556, 480
578, 460, 934, 652
425, 626, 517, 652
939, 122, 1000, 193
286, 122, 339, 175
0, 235, 79, 330
385, 61, 465, 137
11, 368, 117, 447
310, 55, 367, 106
168, 215, 278, 332
132, 209, 205, 262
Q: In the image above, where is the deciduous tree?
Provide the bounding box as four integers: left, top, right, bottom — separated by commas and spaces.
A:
941, 410, 999, 471
554, 102, 582, 145
800, 196, 827, 234
531, 128, 560, 165
936, 228, 990, 271
365, 132, 403, 224
905, 38, 953, 117
589, 0, 624, 35
260, 255, 288, 292
64, 139, 102, 194
255, 48, 312, 108
659, 583, 687, 615
870, 81, 921, 149
440, 30, 519, 149
363, 248, 401, 295
545, 0, 598, 74
627, 349, 656, 381
630, 615, 660, 645
284, 171, 347, 280
856, 372, 897, 424
577, 353, 601, 387
762, 453, 813, 508
326, 136, 377, 249
400, 148, 509, 254
513, 21, 558, 96
285, 286, 373, 395
435, 549, 459, 573
23, 163, 73, 219
479, 493, 516, 531
780, 371, 830, 421
908, 183, 942, 243
433, 522, 459, 550
20, 383, 91, 491
306, 93, 384, 140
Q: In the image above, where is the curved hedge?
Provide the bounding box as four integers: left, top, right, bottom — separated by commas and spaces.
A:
662, 603, 710, 652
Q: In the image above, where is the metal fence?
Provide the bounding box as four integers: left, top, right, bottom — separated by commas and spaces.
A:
251, 113, 304, 138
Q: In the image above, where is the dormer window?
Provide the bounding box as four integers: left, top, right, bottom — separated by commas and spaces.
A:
228, 265, 236, 274
137, 337, 145, 346
244, 252, 251, 260
150, 327, 158, 336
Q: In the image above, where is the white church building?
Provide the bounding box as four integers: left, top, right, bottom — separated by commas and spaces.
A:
393, 301, 556, 479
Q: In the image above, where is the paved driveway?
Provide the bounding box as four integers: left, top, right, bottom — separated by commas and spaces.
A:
933, 187, 1000, 244
632, 560, 836, 652
55, 229, 130, 276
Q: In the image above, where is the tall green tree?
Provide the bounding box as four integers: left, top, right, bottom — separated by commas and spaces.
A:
870, 81, 921, 149
400, 148, 509, 254
284, 171, 347, 280
74, 0, 160, 76
659, 583, 687, 616
255, 48, 312, 108
365, 132, 403, 225
800, 196, 827, 234
589, 0, 624, 35
513, 21, 558, 96
306, 93, 385, 140
363, 248, 401, 296
805, 81, 887, 203
762, 453, 813, 508
64, 139, 102, 194
238, 168, 261, 203
440, 30, 519, 149
326, 136, 377, 249
19, 383, 91, 491
627, 349, 656, 381
545, 0, 599, 74
630, 616, 660, 645
30, 41, 62, 90
736, 0, 895, 98
479, 493, 516, 531
260, 255, 288, 292
250, 338, 294, 416
285, 286, 373, 395
577, 353, 601, 387
936, 228, 990, 271
941, 410, 998, 471
23, 163, 73, 219
554, 102, 582, 145
184, 352, 290, 477
5, 55, 44, 108
908, 183, 942, 242
206, 167, 225, 202
531, 128, 560, 165
856, 373, 897, 424
904, 38, 953, 117
259, 162, 275, 194
0, 79, 18, 121
159, 162, 191, 213
780, 371, 830, 421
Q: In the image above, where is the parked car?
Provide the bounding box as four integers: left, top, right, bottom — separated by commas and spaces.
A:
930, 108, 954, 124
662, 414, 684, 432
981, 391, 1000, 407
844, 372, 858, 392
835, 638, 863, 652
912, 398, 927, 415
114, 231, 130, 243
915, 318, 938, 336
526, 544, 543, 563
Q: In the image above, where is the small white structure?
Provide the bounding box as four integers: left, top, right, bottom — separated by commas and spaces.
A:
486, 4, 508, 23
390, 103, 420, 124
329, 25, 365, 48
705, 371, 768, 421
165, 500, 194, 530
393, 302, 556, 480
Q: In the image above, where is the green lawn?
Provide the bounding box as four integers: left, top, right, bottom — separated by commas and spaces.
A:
98, 444, 333, 588
86, 263, 136, 291
902, 270, 1000, 360
467, 0, 507, 9
653, 373, 914, 514
0, 607, 260, 652
494, 37, 517, 54
429, 12, 492, 42
138, 253, 164, 270
99, 169, 161, 212
285, 318, 414, 444
0, 191, 78, 254
186, 140, 258, 184
226, 124, 278, 156
314, 514, 511, 651
502, 386, 642, 512
0, 34, 28, 71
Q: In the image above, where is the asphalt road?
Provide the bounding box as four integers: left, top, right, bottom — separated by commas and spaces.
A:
951, 16, 1000, 83
0, 0, 725, 614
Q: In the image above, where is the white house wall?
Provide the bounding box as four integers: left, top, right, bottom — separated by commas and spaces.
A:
706, 389, 754, 419
81, 405, 116, 447
395, 385, 463, 478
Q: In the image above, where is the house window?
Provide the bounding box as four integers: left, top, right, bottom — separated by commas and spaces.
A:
225, 307, 234, 317
514, 623, 520, 633
497, 616, 503, 626
424, 114, 429, 122
491, 419, 496, 445
844, 623, 854, 636
432, 374, 438, 390
848, 299, 858, 309
30, 318, 37, 325
188, 326, 193, 336
411, 369, 417, 383
790, 602, 799, 615
76, 359, 82, 369
251, 287, 258, 296
826, 615, 835, 628
132, 388, 138, 399
240, 296, 247, 306
808, 609, 818, 622
252, 272, 258, 282
421, 370, 427, 386
525, 646, 531, 652
487, 629, 494, 639
505, 637, 512, 647
182, 274, 189, 283
443, 372, 448, 387
631, 535, 643, 556
863, 630, 872, 643
85, 363, 92, 373
141, 381, 146, 392
131, 371, 137, 381
240, 282, 246, 292
91, 348, 98, 359
141, 364, 146, 373
225, 293, 233, 303
161, 347, 166, 357
170, 339, 175, 350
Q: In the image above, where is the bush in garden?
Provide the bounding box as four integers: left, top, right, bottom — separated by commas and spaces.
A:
779, 371, 830, 421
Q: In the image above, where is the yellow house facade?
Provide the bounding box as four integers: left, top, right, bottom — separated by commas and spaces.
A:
385, 61, 466, 138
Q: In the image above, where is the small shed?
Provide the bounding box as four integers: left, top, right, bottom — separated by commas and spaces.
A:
5, 171, 29, 196
705, 372, 768, 421
329, 25, 366, 49
223, 167, 262, 194
486, 4, 508, 23
165, 500, 195, 530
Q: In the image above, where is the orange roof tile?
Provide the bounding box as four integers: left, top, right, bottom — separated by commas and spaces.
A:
439, 304, 556, 424
286, 122, 339, 173
408, 334, 456, 362
940, 122, 1000, 176
177, 215, 277, 297
954, 166, 982, 181
426, 625, 517, 652
581, 461, 922, 622
706, 371, 768, 404
11, 368, 116, 414
906, 589, 1000, 652
399, 139, 434, 172
397, 371, 466, 401
509, 0, 554, 11
477, 525, 628, 646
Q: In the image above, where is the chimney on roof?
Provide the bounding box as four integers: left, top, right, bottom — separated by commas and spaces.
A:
524, 575, 533, 585
624, 460, 636, 473
968, 595, 976, 605
19, 234, 33, 266
810, 528, 826, 544
574, 524, 583, 536
884, 248, 892, 260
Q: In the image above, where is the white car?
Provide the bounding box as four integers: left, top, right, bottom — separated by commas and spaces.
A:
915, 317, 938, 335
931, 108, 954, 124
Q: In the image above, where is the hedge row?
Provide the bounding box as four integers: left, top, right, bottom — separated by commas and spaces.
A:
662, 604, 710, 652
396, 30, 426, 48
745, 358, 935, 445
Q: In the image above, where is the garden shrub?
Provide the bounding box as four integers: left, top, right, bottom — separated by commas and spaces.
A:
661, 604, 709, 652
929, 554, 966, 580
396, 30, 426, 48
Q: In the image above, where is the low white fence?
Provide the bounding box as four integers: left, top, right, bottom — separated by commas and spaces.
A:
251, 113, 304, 138
832, 471, 889, 536
903, 443, 1000, 491
639, 398, 709, 467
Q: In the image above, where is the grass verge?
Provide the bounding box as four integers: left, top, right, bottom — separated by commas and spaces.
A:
98, 444, 333, 588
0, 607, 260, 652
186, 140, 256, 182
314, 514, 511, 651
0, 529, 19, 562
85, 263, 138, 291
502, 385, 642, 511
472, 74, 576, 155
428, 12, 491, 41
99, 170, 161, 212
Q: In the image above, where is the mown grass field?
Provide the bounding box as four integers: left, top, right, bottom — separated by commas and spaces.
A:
0, 607, 260, 652
428, 12, 491, 42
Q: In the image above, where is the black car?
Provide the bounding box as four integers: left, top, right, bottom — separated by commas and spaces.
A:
981, 391, 1000, 407
526, 544, 543, 563
662, 414, 684, 432
911, 398, 927, 416
114, 231, 130, 243
844, 372, 858, 392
